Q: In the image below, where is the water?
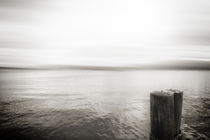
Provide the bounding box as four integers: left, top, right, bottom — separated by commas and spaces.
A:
0, 69, 209, 140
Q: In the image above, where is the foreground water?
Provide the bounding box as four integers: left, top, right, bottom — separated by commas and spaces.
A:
0, 69, 209, 140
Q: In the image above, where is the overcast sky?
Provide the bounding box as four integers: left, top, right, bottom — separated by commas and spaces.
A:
0, 0, 210, 67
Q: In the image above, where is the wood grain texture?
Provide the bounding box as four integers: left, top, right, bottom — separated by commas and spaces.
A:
150, 91, 175, 140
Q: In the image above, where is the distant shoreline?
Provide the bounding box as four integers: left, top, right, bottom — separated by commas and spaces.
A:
1, 60, 210, 71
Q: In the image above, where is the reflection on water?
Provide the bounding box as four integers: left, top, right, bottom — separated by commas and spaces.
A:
0, 70, 209, 140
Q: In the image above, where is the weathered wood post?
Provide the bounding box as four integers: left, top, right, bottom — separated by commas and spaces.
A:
150, 90, 183, 140
150, 91, 175, 140
168, 89, 183, 138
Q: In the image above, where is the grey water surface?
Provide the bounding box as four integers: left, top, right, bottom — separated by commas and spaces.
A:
0, 70, 209, 140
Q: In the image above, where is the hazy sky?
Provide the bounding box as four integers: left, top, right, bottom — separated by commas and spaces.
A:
0, 0, 210, 67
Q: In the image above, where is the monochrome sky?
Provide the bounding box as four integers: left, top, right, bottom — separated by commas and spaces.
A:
0, 0, 210, 67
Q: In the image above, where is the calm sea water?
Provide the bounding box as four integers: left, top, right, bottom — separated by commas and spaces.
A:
0, 70, 209, 140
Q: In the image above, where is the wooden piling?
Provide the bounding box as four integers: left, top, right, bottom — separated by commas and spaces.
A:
150, 90, 183, 140
168, 89, 183, 137
150, 91, 175, 140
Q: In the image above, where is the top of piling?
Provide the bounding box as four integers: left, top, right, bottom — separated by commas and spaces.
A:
150, 90, 174, 97
165, 89, 183, 94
